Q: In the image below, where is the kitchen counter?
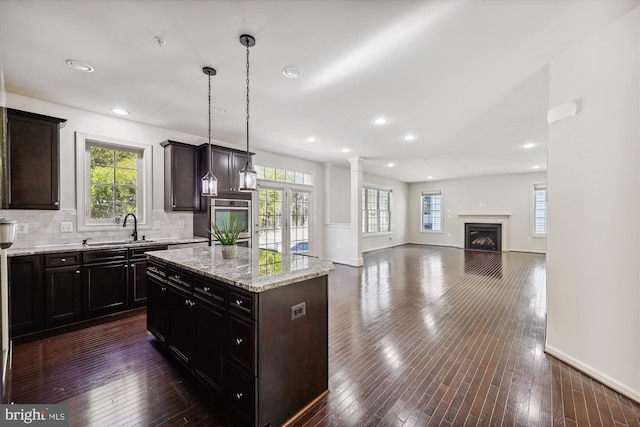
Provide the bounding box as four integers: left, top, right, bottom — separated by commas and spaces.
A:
7, 236, 208, 257
146, 245, 335, 293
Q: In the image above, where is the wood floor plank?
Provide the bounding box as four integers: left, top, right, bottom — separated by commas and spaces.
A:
4, 245, 640, 426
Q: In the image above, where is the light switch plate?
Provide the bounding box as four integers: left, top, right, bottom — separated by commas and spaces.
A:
60, 222, 73, 233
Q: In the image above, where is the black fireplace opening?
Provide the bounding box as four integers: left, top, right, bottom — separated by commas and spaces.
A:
465, 223, 502, 252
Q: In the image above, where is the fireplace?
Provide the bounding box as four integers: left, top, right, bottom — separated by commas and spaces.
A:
465, 223, 502, 252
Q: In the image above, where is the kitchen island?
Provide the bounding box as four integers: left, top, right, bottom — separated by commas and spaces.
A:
145, 246, 335, 427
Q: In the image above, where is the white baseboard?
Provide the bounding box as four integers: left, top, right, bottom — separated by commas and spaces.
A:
545, 344, 640, 404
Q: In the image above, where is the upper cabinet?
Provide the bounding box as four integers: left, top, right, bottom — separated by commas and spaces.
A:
161, 140, 200, 212
4, 108, 66, 210
199, 144, 252, 195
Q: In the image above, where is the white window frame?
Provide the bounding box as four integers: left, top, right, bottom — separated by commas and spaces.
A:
532, 183, 547, 237
75, 132, 153, 231
420, 189, 443, 233
362, 184, 392, 236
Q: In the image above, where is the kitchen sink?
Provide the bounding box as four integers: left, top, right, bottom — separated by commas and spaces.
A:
86, 240, 154, 247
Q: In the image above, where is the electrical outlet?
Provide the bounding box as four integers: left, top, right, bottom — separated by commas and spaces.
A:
291, 302, 306, 320
17, 223, 28, 234
60, 222, 73, 233
178, 221, 185, 229
154, 220, 161, 229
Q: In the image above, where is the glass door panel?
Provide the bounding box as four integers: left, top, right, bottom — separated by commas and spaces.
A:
257, 187, 283, 252
289, 189, 310, 254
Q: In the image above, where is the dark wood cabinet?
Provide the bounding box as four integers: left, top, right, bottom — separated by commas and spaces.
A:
128, 245, 166, 306
199, 144, 252, 195
5, 108, 66, 210
192, 277, 226, 392
9, 244, 169, 339
83, 249, 127, 316
44, 263, 83, 324
147, 260, 329, 427
147, 261, 169, 343
9, 255, 43, 336
161, 140, 200, 211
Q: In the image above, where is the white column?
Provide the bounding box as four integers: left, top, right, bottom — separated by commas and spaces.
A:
349, 157, 364, 267
322, 162, 333, 225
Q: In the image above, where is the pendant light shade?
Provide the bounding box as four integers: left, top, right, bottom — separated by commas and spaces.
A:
201, 66, 218, 197
238, 34, 258, 192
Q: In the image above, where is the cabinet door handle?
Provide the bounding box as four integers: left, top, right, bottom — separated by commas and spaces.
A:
60, 258, 66, 262
124, 265, 129, 268
190, 301, 196, 307
149, 266, 158, 273
161, 287, 167, 293
203, 286, 211, 292
75, 270, 81, 274
131, 264, 135, 268
173, 275, 181, 281
54, 201, 59, 206
235, 392, 243, 400
235, 299, 243, 306
185, 299, 190, 306
235, 338, 244, 345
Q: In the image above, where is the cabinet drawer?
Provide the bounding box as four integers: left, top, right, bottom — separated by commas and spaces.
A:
167, 267, 191, 289
129, 245, 167, 259
229, 315, 255, 371
229, 289, 255, 319
45, 252, 81, 267
147, 261, 166, 281
227, 368, 255, 420
83, 249, 127, 264
193, 277, 225, 305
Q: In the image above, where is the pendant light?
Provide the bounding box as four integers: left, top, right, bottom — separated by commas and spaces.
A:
238, 34, 258, 191
201, 66, 218, 197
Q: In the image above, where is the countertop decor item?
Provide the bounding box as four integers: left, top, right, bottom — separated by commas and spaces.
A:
238, 34, 258, 191
209, 220, 243, 259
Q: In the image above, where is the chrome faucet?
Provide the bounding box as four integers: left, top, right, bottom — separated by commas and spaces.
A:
123, 213, 138, 241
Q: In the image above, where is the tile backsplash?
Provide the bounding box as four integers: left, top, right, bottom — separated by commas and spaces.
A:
0, 209, 195, 248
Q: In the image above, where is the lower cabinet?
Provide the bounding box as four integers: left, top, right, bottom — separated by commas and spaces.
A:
9, 255, 43, 336
192, 294, 226, 392
44, 264, 83, 324
9, 244, 168, 338
147, 264, 169, 343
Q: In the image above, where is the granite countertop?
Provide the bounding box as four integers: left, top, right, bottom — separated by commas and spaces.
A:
7, 236, 209, 257
147, 246, 335, 293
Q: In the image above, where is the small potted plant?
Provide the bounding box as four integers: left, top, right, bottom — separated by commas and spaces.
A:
209, 219, 244, 259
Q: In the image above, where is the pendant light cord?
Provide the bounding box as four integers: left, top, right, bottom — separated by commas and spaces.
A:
245, 41, 250, 157
208, 73, 212, 174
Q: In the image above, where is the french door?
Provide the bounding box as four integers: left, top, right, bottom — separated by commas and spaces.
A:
257, 184, 311, 254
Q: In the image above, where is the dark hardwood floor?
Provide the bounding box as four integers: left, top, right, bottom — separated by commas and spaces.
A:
3, 245, 640, 426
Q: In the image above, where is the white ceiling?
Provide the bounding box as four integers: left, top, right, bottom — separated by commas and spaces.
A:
0, 0, 637, 182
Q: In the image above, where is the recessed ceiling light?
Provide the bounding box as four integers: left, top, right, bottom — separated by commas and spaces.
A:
111, 108, 129, 115
523, 142, 535, 149
374, 117, 388, 125
306, 137, 316, 143
66, 59, 94, 72
531, 165, 541, 169
341, 148, 350, 153
387, 162, 395, 167
426, 176, 433, 180
282, 66, 302, 78
404, 134, 416, 141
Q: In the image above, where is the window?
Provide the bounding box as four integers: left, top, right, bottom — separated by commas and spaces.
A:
533, 183, 547, 236
421, 190, 442, 232
362, 186, 391, 234
255, 165, 312, 185
76, 132, 152, 231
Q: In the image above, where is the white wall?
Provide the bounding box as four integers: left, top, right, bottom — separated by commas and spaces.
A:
407, 172, 547, 253
545, 7, 640, 401
328, 166, 350, 223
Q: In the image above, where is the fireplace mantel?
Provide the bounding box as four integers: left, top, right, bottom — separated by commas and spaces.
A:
457, 213, 510, 251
